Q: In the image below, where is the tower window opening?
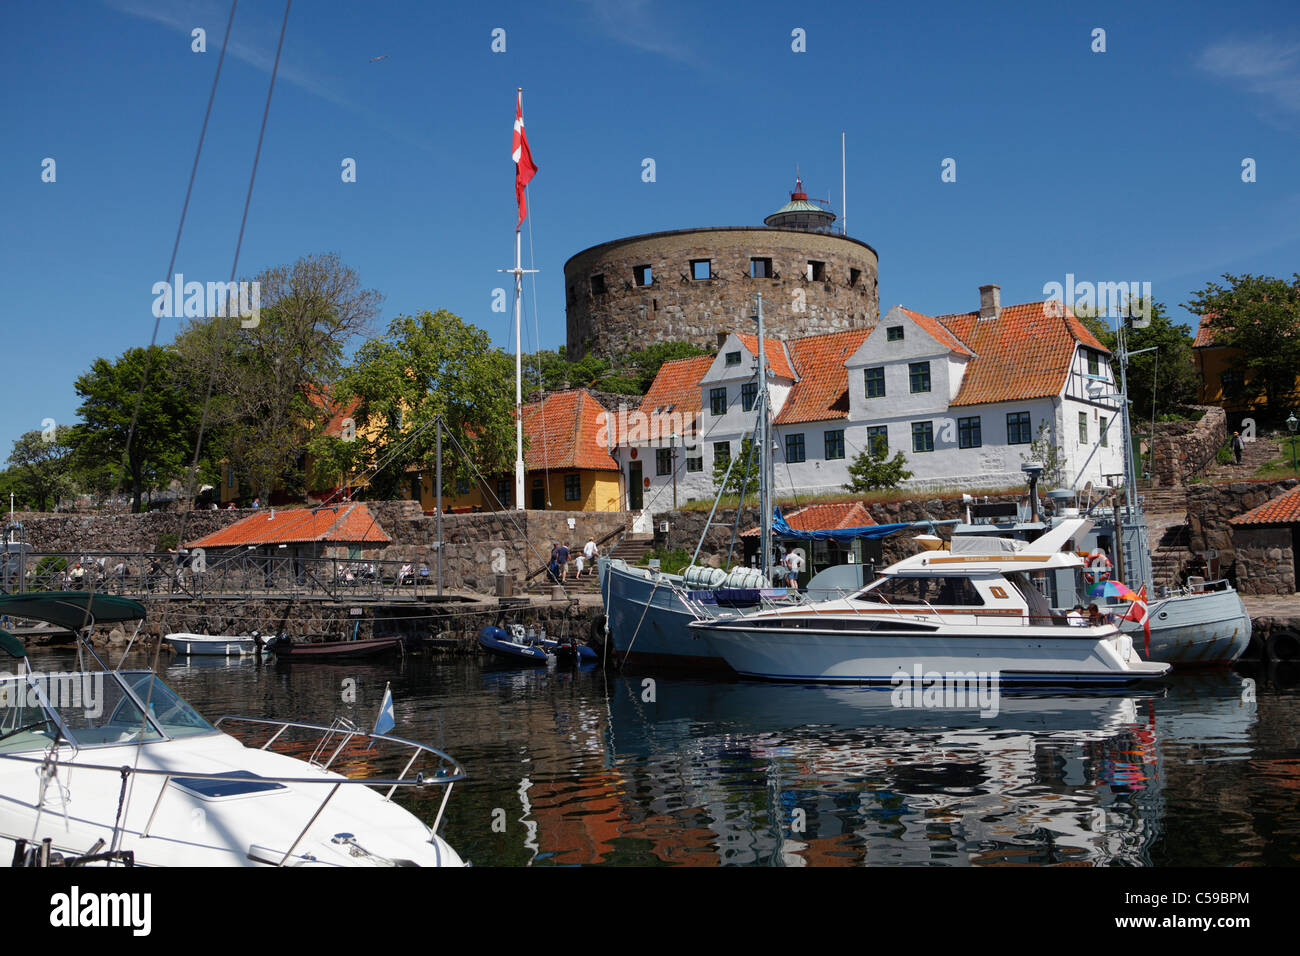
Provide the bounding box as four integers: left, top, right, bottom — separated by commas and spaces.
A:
850, 268, 861, 287
807, 260, 825, 281
591, 273, 607, 295
634, 264, 653, 286
691, 259, 712, 280
750, 257, 773, 279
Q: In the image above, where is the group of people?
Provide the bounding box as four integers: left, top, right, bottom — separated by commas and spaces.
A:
1066, 602, 1113, 626
548, 538, 599, 584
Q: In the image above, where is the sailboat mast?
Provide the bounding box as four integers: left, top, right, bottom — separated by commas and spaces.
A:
756, 293, 771, 578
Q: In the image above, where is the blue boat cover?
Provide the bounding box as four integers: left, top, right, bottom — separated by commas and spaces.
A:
771, 508, 924, 541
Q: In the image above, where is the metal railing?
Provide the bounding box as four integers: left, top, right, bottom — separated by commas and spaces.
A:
2, 551, 447, 601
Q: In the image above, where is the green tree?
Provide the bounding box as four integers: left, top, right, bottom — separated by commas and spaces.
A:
7, 427, 76, 512
845, 434, 913, 492
1021, 422, 1067, 489
1077, 299, 1198, 420
1185, 273, 1300, 420
713, 436, 759, 499
175, 253, 381, 500
68, 345, 201, 513
339, 309, 515, 499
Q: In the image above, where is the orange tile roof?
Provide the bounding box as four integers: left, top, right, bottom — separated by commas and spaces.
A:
1193, 312, 1222, 349
610, 355, 711, 445
774, 329, 871, 425
187, 503, 391, 548
1231, 485, 1300, 525
742, 501, 877, 537
937, 300, 1108, 406
898, 307, 973, 356
735, 333, 797, 379
521, 389, 619, 471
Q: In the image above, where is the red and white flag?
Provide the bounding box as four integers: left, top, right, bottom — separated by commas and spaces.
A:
1124, 585, 1151, 656
512, 91, 538, 228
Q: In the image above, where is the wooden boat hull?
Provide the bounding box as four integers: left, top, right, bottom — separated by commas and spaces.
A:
269, 637, 402, 660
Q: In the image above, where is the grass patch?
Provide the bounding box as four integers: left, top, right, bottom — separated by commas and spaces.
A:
1253, 436, 1300, 480
635, 547, 692, 574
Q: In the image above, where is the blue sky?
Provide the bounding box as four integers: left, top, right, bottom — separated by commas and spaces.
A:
3, 0, 1299, 455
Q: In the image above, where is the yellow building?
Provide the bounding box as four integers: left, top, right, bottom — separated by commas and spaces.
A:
410, 388, 622, 513
1195, 313, 1300, 420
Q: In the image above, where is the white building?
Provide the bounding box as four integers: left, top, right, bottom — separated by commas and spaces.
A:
609, 286, 1126, 522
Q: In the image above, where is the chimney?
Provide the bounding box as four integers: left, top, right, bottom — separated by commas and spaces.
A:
979, 284, 1001, 321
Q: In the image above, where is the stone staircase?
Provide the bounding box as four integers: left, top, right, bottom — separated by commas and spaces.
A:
524, 533, 657, 597
1199, 436, 1281, 483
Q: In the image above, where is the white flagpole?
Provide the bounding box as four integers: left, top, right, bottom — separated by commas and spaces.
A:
514, 225, 524, 510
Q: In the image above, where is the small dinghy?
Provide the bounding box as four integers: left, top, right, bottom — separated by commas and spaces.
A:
165, 632, 263, 657
477, 624, 550, 665
264, 634, 402, 660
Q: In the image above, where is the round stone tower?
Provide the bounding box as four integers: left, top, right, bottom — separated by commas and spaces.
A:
564, 180, 879, 359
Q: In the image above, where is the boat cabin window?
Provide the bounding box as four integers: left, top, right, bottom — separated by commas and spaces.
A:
0, 676, 59, 753
120, 673, 217, 739
858, 575, 985, 606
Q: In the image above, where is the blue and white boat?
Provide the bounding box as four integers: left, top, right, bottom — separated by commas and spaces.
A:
164, 632, 263, 657
477, 624, 550, 665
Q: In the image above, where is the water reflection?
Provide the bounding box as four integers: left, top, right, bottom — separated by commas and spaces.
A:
20, 647, 1288, 866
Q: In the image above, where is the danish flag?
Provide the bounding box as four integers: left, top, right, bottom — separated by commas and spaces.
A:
512, 91, 538, 228
1124, 585, 1151, 656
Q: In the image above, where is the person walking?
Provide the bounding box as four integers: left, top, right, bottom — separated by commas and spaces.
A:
583, 537, 598, 577
556, 541, 572, 584
1231, 431, 1244, 466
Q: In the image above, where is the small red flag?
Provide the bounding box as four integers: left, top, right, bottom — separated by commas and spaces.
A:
512, 92, 537, 228
1124, 585, 1151, 656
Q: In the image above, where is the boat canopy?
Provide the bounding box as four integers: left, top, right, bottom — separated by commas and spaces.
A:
0, 592, 146, 632
771, 509, 953, 542
949, 535, 1027, 555
0, 630, 24, 659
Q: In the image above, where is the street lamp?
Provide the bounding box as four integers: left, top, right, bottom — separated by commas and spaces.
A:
1287, 411, 1298, 473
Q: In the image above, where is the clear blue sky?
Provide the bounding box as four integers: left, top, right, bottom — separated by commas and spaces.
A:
3, 0, 1299, 454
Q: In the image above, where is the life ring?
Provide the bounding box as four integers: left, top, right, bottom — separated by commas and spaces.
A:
1083, 550, 1111, 582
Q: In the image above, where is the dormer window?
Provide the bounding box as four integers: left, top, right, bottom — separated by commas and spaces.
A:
887, 326, 904, 342
725, 350, 741, 366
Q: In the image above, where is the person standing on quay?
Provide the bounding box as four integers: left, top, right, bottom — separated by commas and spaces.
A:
1231, 431, 1244, 466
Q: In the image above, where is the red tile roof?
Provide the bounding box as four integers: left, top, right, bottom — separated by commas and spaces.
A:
774, 329, 871, 425
1231, 485, 1300, 525
937, 301, 1108, 406
735, 333, 797, 379
187, 503, 391, 548
742, 501, 877, 537
522, 389, 619, 471
1193, 312, 1222, 349
898, 307, 973, 356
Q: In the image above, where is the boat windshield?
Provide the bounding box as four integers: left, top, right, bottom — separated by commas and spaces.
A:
0, 675, 60, 754
119, 672, 217, 739
0, 671, 215, 751
856, 575, 985, 606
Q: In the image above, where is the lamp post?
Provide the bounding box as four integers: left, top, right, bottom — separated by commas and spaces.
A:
1288, 411, 1298, 473
670, 431, 678, 511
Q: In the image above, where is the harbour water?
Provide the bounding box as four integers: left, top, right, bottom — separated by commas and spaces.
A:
27, 647, 1299, 866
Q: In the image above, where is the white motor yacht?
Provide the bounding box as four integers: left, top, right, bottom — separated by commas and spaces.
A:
0, 592, 465, 867
688, 519, 1172, 685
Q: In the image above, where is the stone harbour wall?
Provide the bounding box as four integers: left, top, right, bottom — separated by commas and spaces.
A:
1186, 478, 1299, 558
1148, 406, 1226, 488
565, 227, 880, 360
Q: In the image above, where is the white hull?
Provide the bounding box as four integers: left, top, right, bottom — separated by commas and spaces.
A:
165, 633, 260, 657
695, 621, 1169, 684
0, 733, 462, 867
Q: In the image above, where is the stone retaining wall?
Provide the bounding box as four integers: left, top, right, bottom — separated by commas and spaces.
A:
1232, 526, 1297, 595
12, 501, 628, 595
1148, 406, 1225, 487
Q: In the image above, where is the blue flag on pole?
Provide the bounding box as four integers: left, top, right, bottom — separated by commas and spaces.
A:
372, 683, 395, 738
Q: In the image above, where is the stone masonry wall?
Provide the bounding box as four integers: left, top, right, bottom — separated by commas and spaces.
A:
13, 501, 628, 595
1149, 406, 1226, 488
565, 228, 880, 360
1232, 526, 1296, 595
1186, 478, 1299, 560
